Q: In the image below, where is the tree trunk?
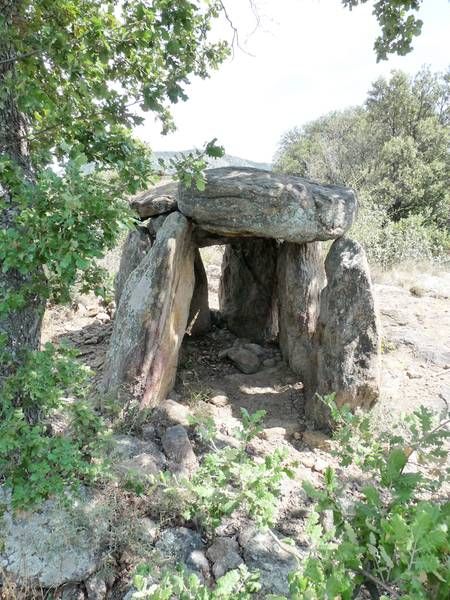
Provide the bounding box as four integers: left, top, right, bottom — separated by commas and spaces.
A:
0, 1, 45, 384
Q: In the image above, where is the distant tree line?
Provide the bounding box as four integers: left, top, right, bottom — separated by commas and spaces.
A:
275, 67, 449, 228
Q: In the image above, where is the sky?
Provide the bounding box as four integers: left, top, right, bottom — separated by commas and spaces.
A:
135, 0, 450, 164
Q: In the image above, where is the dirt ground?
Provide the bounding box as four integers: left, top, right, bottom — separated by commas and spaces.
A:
34, 244, 450, 600
41, 248, 450, 543
42, 246, 450, 452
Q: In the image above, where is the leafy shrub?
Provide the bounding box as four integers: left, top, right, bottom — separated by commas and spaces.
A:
131, 564, 261, 599
0, 154, 134, 313
0, 343, 108, 508
130, 404, 449, 599
352, 199, 449, 270
152, 408, 294, 534
292, 395, 450, 599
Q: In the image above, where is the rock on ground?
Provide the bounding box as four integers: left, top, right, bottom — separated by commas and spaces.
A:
225, 346, 261, 374
238, 526, 300, 596
154, 527, 208, 579
206, 537, 243, 579
178, 167, 357, 243
0, 488, 108, 588
313, 238, 381, 427
161, 425, 199, 476
219, 238, 278, 343
152, 398, 192, 434
102, 212, 195, 408
85, 574, 108, 600
109, 434, 167, 480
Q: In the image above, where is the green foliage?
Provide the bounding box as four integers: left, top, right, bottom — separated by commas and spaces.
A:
275, 67, 450, 269
342, 1, 424, 61
292, 394, 450, 599
154, 408, 294, 534
1, 1, 228, 167
0, 0, 229, 510
160, 138, 225, 191
367, 69, 449, 224
131, 564, 261, 599
1, 1, 230, 315
0, 154, 135, 311
275, 107, 373, 189
352, 199, 450, 270
0, 343, 108, 508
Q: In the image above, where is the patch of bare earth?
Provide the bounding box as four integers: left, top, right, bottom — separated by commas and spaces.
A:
41, 251, 449, 594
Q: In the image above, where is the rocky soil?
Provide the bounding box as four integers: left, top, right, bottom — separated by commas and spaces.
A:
3, 255, 447, 599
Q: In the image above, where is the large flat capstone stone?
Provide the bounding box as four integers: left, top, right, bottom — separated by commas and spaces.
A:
178, 167, 357, 243
102, 212, 195, 408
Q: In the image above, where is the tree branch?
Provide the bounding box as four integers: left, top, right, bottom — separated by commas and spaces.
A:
358, 569, 400, 599
0, 50, 40, 66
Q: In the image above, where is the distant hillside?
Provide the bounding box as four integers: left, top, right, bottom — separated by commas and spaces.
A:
153, 150, 272, 172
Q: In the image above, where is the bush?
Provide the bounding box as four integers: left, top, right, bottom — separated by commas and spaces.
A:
352, 199, 450, 270
292, 395, 450, 599
131, 564, 261, 599
0, 343, 108, 509
151, 408, 294, 534
135, 402, 449, 599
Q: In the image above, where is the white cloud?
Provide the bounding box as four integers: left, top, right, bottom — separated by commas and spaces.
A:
135, 0, 450, 163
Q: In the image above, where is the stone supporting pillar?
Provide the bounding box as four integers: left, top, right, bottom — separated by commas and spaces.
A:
115, 226, 152, 307
187, 248, 211, 336
219, 238, 278, 343
102, 212, 195, 408
311, 238, 381, 427
277, 242, 325, 398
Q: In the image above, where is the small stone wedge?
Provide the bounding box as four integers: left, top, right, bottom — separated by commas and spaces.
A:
131, 181, 178, 218
102, 212, 195, 408
179, 167, 357, 243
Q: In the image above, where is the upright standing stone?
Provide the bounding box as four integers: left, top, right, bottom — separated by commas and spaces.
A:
277, 242, 325, 396
219, 238, 278, 343
102, 212, 195, 408
312, 238, 381, 427
115, 226, 152, 307
187, 248, 211, 336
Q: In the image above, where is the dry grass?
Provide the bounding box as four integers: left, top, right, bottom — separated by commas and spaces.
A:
370, 260, 450, 288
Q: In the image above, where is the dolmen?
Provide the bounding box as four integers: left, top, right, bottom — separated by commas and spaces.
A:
102, 167, 380, 428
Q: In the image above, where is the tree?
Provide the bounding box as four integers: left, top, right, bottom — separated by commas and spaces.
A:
274, 107, 374, 190
342, 0, 424, 61
0, 0, 229, 381
275, 67, 450, 225
367, 70, 449, 222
